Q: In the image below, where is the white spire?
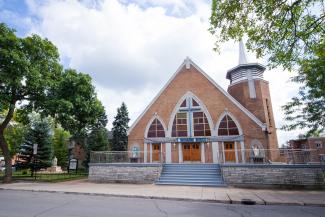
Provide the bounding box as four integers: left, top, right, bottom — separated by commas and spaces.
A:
239, 40, 248, 65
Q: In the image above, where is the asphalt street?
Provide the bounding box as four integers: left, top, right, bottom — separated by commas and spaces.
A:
0, 190, 324, 217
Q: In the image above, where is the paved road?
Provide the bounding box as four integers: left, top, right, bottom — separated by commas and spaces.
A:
0, 190, 324, 217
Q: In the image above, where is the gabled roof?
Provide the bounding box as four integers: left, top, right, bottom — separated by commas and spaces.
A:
128, 57, 267, 135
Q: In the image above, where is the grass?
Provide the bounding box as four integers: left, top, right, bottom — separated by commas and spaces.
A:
0, 169, 88, 183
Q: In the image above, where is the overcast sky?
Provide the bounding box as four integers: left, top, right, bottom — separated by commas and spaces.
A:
0, 0, 305, 146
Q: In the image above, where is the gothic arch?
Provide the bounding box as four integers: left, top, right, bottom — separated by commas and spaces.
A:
144, 114, 167, 138
167, 91, 214, 137
215, 111, 243, 136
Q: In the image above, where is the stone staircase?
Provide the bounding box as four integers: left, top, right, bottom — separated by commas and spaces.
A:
155, 164, 226, 187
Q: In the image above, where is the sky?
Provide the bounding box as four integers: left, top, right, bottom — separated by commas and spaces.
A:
0, 0, 305, 146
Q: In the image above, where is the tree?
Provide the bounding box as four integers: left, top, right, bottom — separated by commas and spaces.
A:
209, 1, 325, 134
19, 113, 53, 172
0, 23, 108, 182
111, 103, 130, 152
43, 69, 108, 138
282, 40, 325, 135
0, 23, 61, 182
53, 127, 70, 168
86, 126, 109, 164
1, 110, 27, 157
4, 122, 26, 158
43, 69, 108, 166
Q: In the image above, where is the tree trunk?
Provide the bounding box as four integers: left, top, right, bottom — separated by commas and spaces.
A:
0, 131, 12, 183
0, 103, 16, 183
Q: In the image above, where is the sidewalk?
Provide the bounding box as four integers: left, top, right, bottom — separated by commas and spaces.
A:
1, 179, 324, 207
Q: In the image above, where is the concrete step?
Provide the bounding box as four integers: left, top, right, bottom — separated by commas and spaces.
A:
155, 181, 226, 187
156, 164, 225, 187
160, 174, 221, 178
162, 170, 221, 174
162, 169, 220, 172
158, 177, 223, 182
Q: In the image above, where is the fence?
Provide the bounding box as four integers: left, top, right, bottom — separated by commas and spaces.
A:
90, 148, 325, 164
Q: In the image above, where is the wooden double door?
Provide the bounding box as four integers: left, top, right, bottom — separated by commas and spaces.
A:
183, 143, 201, 162
224, 142, 236, 162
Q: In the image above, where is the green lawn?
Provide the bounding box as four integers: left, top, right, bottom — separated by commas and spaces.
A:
0, 170, 88, 182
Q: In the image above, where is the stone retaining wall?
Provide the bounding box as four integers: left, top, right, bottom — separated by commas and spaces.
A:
221, 164, 325, 188
88, 163, 161, 184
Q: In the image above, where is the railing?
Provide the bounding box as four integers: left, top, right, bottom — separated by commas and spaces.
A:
90, 149, 325, 165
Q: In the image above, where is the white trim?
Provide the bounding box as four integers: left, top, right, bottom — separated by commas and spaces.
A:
150, 143, 152, 163
167, 91, 215, 137
235, 142, 239, 163
215, 110, 244, 135
228, 78, 268, 87
212, 142, 218, 163
240, 141, 245, 163
128, 57, 266, 135
166, 143, 171, 163
201, 142, 205, 163
144, 114, 167, 138
144, 143, 147, 163
178, 143, 183, 163
247, 69, 257, 99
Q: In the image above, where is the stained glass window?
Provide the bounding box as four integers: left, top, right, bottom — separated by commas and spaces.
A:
192, 99, 199, 107
217, 115, 239, 136
180, 99, 187, 107
147, 119, 165, 138
172, 112, 188, 137
193, 112, 211, 136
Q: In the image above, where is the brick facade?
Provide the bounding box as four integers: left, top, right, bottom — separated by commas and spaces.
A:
128, 58, 279, 163
286, 137, 325, 163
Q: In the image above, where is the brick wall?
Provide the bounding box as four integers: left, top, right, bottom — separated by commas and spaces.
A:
88, 163, 161, 183
221, 164, 325, 188
128, 63, 274, 162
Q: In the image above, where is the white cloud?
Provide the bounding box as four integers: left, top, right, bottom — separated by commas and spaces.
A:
20, 0, 303, 145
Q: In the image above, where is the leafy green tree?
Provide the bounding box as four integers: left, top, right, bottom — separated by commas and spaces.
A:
0, 23, 107, 182
282, 41, 325, 135
4, 123, 26, 158
209, 0, 324, 70
86, 127, 109, 164
43, 69, 108, 138
19, 113, 53, 172
0, 110, 27, 157
209, 1, 325, 134
43, 69, 108, 166
0, 23, 61, 182
111, 103, 130, 152
53, 127, 70, 168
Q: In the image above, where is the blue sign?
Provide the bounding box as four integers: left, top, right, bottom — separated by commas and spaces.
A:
177, 137, 208, 143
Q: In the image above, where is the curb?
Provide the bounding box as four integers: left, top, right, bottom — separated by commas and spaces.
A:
1, 188, 324, 207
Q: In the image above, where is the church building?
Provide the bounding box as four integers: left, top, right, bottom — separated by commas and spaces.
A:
127, 42, 279, 164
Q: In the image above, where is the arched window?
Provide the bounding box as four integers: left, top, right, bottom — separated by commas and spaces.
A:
171, 96, 211, 137
147, 118, 165, 138
193, 112, 211, 136
217, 115, 239, 136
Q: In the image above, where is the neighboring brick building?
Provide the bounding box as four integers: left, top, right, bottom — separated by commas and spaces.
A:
128, 42, 279, 164
285, 137, 325, 163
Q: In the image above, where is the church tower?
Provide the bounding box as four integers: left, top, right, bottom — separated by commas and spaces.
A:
226, 41, 279, 158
